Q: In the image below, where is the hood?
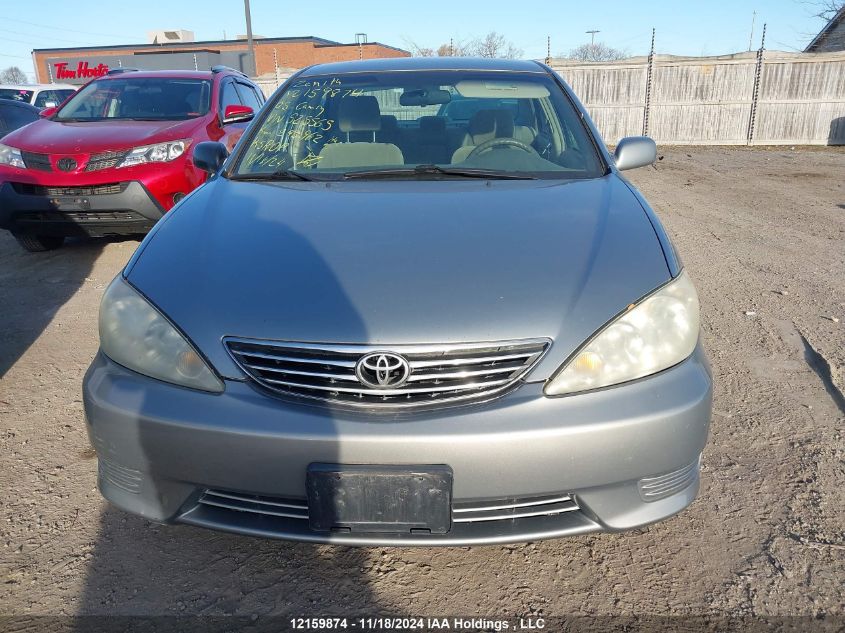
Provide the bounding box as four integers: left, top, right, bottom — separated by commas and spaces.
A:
2, 117, 203, 154
127, 176, 671, 380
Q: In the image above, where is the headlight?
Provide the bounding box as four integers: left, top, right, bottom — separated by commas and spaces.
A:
0, 143, 25, 168
99, 276, 223, 393
118, 139, 190, 168
545, 272, 700, 396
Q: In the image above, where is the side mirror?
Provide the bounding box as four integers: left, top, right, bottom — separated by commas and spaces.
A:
614, 136, 657, 171
222, 104, 254, 125
193, 141, 229, 174
39, 106, 58, 118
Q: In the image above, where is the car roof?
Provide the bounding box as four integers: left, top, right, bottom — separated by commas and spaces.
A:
0, 83, 76, 90
0, 99, 40, 112
93, 69, 247, 81
300, 57, 548, 77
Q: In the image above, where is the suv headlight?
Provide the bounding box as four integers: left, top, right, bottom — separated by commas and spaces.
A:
99, 276, 223, 393
0, 143, 25, 168
545, 271, 700, 396
118, 139, 190, 168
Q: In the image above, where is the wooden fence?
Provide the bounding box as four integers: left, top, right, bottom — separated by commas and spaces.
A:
252, 52, 845, 146
549, 51, 845, 145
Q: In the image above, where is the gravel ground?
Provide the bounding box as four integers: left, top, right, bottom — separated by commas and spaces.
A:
0, 147, 843, 625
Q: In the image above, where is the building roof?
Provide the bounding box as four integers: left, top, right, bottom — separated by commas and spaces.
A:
32, 36, 408, 55
805, 5, 845, 52
301, 56, 546, 76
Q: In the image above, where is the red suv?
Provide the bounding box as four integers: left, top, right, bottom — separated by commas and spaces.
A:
0, 67, 264, 251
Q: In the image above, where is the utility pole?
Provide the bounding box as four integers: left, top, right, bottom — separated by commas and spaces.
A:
244, 0, 256, 76
748, 10, 756, 52
586, 30, 600, 46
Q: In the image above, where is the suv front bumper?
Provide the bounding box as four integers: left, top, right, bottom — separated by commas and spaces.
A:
82, 344, 713, 546
0, 181, 164, 237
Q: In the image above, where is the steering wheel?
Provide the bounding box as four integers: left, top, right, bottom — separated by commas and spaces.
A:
467, 137, 537, 159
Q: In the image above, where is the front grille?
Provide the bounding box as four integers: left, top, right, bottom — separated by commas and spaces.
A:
85, 150, 129, 172
198, 489, 308, 520
20, 151, 52, 171
198, 489, 578, 525
12, 182, 126, 197
226, 338, 549, 410
452, 494, 580, 523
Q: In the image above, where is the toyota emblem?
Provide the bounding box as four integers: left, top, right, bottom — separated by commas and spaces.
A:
355, 352, 411, 389
56, 157, 77, 172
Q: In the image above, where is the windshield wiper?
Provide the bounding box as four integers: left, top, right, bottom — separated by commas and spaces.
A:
343, 164, 537, 180
229, 168, 314, 182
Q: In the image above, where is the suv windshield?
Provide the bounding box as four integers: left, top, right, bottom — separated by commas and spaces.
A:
55, 77, 212, 121
234, 70, 604, 179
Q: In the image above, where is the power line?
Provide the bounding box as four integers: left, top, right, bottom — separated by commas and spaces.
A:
2, 16, 134, 39
0, 27, 99, 46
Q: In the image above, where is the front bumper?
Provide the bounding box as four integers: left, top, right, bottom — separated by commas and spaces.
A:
83, 345, 713, 546
0, 181, 164, 237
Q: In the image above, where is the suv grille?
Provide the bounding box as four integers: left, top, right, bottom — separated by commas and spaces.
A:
226, 338, 549, 410
86, 150, 129, 171
20, 151, 52, 171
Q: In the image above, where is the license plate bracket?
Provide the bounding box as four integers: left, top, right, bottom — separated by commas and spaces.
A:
306, 464, 452, 534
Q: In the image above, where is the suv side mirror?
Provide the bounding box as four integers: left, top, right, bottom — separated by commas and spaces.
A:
193, 141, 229, 174
40, 106, 58, 118
614, 136, 657, 171
222, 104, 254, 125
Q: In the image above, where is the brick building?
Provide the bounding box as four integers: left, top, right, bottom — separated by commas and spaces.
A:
32, 36, 409, 84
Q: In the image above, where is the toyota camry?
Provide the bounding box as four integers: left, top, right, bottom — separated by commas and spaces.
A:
83, 57, 712, 545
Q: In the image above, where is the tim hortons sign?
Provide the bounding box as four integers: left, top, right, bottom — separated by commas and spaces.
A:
53, 61, 110, 80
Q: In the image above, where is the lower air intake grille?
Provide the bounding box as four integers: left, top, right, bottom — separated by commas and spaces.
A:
12, 182, 126, 197
199, 489, 308, 520
225, 338, 550, 410
638, 458, 700, 502
198, 489, 580, 525
452, 494, 579, 523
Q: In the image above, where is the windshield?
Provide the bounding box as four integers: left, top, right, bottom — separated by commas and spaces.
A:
0, 89, 35, 104
55, 77, 212, 121
233, 71, 604, 179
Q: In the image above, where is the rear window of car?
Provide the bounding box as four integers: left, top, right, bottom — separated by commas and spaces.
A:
0, 89, 35, 104
55, 78, 212, 121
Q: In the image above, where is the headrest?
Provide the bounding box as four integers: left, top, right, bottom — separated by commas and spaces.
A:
338, 96, 381, 133
380, 115, 398, 131
419, 116, 446, 134
492, 110, 515, 138
468, 110, 497, 136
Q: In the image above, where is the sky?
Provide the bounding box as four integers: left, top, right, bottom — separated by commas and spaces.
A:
0, 0, 833, 81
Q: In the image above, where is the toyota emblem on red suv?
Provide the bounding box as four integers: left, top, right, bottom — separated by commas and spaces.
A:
56, 157, 77, 172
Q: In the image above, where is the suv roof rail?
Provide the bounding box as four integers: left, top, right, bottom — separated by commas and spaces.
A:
211, 65, 248, 78
107, 68, 140, 75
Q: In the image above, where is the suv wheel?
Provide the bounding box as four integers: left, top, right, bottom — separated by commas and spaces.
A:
13, 233, 65, 252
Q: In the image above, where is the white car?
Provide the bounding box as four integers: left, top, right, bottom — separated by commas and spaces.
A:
0, 84, 77, 109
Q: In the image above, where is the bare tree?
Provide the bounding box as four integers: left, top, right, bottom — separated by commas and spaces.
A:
403, 38, 436, 57
566, 42, 626, 62
404, 33, 520, 58
1, 66, 28, 84
436, 40, 472, 57
803, 0, 845, 20
469, 32, 523, 59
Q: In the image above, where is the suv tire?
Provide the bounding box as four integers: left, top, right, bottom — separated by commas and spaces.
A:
13, 233, 65, 252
